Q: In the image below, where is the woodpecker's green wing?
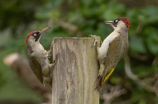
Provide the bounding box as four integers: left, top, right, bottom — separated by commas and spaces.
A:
28, 56, 43, 83
101, 35, 123, 86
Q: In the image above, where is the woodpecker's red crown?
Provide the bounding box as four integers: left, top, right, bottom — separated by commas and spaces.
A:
26, 30, 38, 45
119, 17, 130, 30
105, 17, 130, 30
26, 26, 51, 45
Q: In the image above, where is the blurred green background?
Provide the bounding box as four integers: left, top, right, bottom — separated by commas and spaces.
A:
0, 0, 158, 104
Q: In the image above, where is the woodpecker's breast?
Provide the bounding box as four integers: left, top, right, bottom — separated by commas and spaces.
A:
27, 42, 47, 59
97, 31, 120, 63
34, 44, 46, 58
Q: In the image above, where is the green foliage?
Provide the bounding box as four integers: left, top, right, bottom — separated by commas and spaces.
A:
0, 0, 158, 103
0, 0, 46, 36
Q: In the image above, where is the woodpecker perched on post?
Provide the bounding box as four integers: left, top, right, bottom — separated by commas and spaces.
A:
26, 27, 58, 87
91, 17, 130, 91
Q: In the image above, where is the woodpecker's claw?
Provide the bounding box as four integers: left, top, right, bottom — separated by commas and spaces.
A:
90, 35, 98, 47
53, 53, 59, 63
47, 50, 52, 58
43, 82, 46, 86
50, 53, 60, 68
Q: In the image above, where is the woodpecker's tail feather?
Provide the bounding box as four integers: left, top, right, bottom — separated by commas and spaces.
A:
47, 82, 52, 88
95, 68, 115, 92
45, 82, 52, 88
43, 80, 52, 88
94, 75, 102, 91
101, 68, 115, 86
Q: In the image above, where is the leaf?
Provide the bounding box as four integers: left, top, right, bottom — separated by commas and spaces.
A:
129, 36, 147, 54
146, 33, 158, 55
81, 0, 92, 5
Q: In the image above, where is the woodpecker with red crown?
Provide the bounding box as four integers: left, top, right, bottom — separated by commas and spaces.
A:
26, 27, 58, 87
91, 17, 130, 91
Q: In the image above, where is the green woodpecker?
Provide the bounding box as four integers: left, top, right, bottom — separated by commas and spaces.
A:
26, 27, 58, 87
91, 17, 130, 91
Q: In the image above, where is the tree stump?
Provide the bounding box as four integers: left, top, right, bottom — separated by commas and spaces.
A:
51, 37, 101, 104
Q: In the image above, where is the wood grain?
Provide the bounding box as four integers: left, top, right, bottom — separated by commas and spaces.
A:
51, 37, 101, 104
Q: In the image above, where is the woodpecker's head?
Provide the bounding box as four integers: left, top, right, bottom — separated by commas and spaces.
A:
26, 27, 51, 45
105, 17, 130, 31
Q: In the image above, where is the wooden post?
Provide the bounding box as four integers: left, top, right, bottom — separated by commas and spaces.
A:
51, 37, 101, 104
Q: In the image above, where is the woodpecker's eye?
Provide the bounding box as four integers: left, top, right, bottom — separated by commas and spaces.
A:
115, 19, 119, 23
33, 33, 37, 37
31, 32, 40, 42
113, 19, 120, 27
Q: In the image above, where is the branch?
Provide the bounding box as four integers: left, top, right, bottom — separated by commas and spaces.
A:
53, 18, 78, 34
153, 55, 158, 66
49, 16, 83, 36
3, 53, 52, 103
100, 84, 127, 104
124, 53, 158, 94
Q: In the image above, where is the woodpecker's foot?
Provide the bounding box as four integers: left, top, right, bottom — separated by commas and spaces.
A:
43, 77, 52, 87
43, 81, 46, 86
90, 35, 98, 47
50, 53, 59, 68
47, 50, 52, 58
99, 64, 105, 75
53, 53, 59, 64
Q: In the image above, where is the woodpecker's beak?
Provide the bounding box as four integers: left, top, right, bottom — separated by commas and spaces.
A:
39, 26, 51, 36
35, 26, 51, 41
105, 21, 113, 25
37, 26, 51, 41
105, 21, 116, 29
